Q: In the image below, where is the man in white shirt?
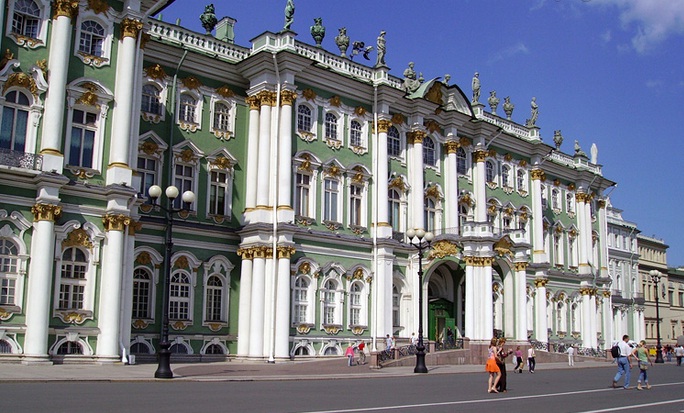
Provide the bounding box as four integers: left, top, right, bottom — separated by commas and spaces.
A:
527, 346, 536, 373
567, 345, 575, 366
675, 345, 684, 366
612, 334, 634, 389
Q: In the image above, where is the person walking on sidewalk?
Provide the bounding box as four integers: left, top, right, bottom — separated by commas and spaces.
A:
345, 343, 355, 367
527, 346, 536, 373
485, 338, 501, 393
612, 334, 634, 389
632, 340, 653, 390
514, 346, 524, 373
567, 345, 575, 366
675, 344, 684, 366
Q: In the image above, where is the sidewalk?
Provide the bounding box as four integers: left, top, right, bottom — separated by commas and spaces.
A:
0, 358, 612, 382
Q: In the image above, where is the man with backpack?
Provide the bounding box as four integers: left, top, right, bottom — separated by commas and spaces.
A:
612, 335, 634, 389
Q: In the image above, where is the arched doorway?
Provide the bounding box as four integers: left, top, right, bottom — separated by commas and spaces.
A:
426, 260, 465, 342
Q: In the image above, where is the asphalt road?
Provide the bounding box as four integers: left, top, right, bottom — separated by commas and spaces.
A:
2, 364, 683, 413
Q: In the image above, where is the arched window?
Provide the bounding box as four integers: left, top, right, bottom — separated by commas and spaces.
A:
295, 172, 311, 217
68, 109, 97, 168
541, 184, 548, 209
57, 341, 83, 355
205, 275, 223, 322
0, 340, 13, 353
350, 120, 362, 147
169, 271, 191, 320
456, 147, 467, 175
501, 165, 511, 187
130, 342, 150, 355
209, 169, 229, 216
11, 0, 41, 38
392, 286, 400, 327
388, 189, 401, 232
485, 160, 495, 183
387, 126, 401, 157
170, 343, 189, 354
59, 247, 88, 310
422, 136, 436, 166
213, 102, 231, 132
293, 276, 309, 323
517, 169, 526, 191
349, 282, 362, 326
297, 104, 312, 132
323, 177, 339, 222
1, 90, 30, 152
132, 268, 152, 319
459, 204, 468, 229
178, 94, 197, 123
325, 113, 338, 140
424, 198, 436, 231
141, 84, 162, 116
551, 189, 560, 210
0, 239, 19, 306
322, 280, 337, 325
78, 20, 105, 56
205, 344, 224, 355
566, 192, 575, 214
349, 183, 363, 226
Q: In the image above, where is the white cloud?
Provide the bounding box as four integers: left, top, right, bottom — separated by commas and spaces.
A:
645, 79, 663, 88
600, 29, 612, 43
589, 0, 684, 53
488, 42, 530, 64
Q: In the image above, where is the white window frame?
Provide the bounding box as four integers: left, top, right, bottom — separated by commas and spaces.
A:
456, 147, 469, 176
320, 278, 342, 327
203, 273, 228, 323
140, 82, 166, 123
0, 224, 29, 312
387, 125, 403, 159
501, 164, 512, 188
324, 110, 343, 144
347, 279, 368, 328
295, 100, 317, 142
132, 267, 154, 320
388, 188, 402, 233
348, 118, 368, 154
205, 151, 236, 219
171, 140, 203, 209
209, 95, 236, 141
422, 135, 437, 168
136, 132, 167, 198
169, 270, 193, 321
6, 0, 49, 48
74, 11, 113, 67
295, 171, 313, 218
517, 168, 528, 193
292, 274, 315, 325
176, 88, 203, 132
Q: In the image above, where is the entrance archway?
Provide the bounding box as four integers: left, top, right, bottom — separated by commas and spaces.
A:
426, 260, 465, 341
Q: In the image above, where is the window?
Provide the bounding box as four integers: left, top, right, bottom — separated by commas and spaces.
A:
11, 0, 41, 38
322, 280, 337, 325
350, 120, 362, 147
424, 198, 436, 232
502, 165, 511, 187
456, 147, 467, 175
141, 84, 162, 116
325, 113, 338, 140
169, 271, 191, 320
388, 189, 401, 232
349, 282, 362, 326
323, 178, 339, 222
68, 109, 97, 168
0, 340, 12, 353
137, 156, 157, 198
566, 192, 575, 214
212, 102, 231, 132
485, 160, 495, 183
459, 204, 468, 229
297, 104, 312, 132
349, 184, 363, 226
57, 341, 83, 355
59, 247, 87, 309
205, 344, 224, 355
0, 90, 30, 152
392, 286, 400, 327
132, 268, 152, 319
293, 276, 309, 324
173, 163, 194, 209
209, 170, 229, 216
205, 275, 223, 322
179, 94, 197, 124
78, 20, 105, 56
0, 239, 19, 306
551, 189, 560, 210
422, 136, 436, 166
517, 169, 526, 191
387, 126, 401, 157
295, 173, 311, 217
541, 184, 548, 210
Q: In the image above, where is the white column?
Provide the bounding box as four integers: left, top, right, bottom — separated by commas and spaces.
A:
106, 18, 142, 186
581, 287, 592, 348
248, 250, 266, 357
408, 131, 425, 230
39, 2, 77, 173
274, 247, 293, 359
277, 91, 295, 218
376, 120, 391, 230
576, 193, 590, 272
534, 279, 548, 343
376, 248, 394, 338
474, 261, 494, 340
589, 292, 598, 347
465, 263, 474, 339
23, 204, 60, 360
530, 170, 546, 263
503, 269, 514, 336
514, 263, 528, 340
236, 249, 253, 357
262, 254, 274, 357
601, 292, 612, 347
119, 222, 137, 361
443, 140, 460, 230
97, 216, 128, 359
244, 96, 261, 212
472, 151, 487, 223
256, 91, 274, 209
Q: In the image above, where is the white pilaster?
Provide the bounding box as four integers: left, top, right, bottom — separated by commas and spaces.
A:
274, 250, 292, 359
443, 140, 459, 230
248, 252, 266, 357
514, 264, 528, 340
119, 224, 136, 362
472, 150, 487, 223
530, 170, 546, 263
97, 221, 127, 359
534, 279, 548, 342
256, 93, 274, 209
236, 250, 253, 357
408, 131, 425, 230
262, 255, 274, 357
277, 91, 295, 223
376, 120, 390, 231
465, 264, 474, 339
244, 96, 260, 212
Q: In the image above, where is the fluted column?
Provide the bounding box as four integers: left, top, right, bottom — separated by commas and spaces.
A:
376, 247, 395, 339
106, 18, 143, 186
376, 119, 391, 233
277, 91, 296, 222
597, 199, 608, 272
97, 214, 131, 359
443, 140, 460, 231
23, 203, 61, 360
119, 221, 139, 362
256, 91, 275, 209
274, 246, 295, 359
248, 247, 266, 357
514, 262, 529, 340
236, 248, 254, 357
472, 150, 487, 223
39, 0, 79, 173
407, 130, 426, 230
534, 278, 548, 343
580, 287, 593, 348
464, 261, 475, 339
530, 169, 546, 263
576, 193, 591, 274
244, 95, 261, 213
262, 250, 274, 357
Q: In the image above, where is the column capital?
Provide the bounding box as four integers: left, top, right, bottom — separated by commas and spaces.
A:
102, 214, 131, 232
376, 119, 392, 134
237, 247, 255, 260
31, 203, 62, 222
256, 91, 277, 107
444, 140, 461, 154
514, 261, 528, 271
277, 245, 296, 259
472, 150, 487, 163
533, 278, 548, 288
52, 0, 79, 19
575, 192, 591, 203
280, 90, 298, 106
530, 169, 546, 181
407, 130, 427, 144
246, 95, 260, 110
120, 18, 144, 39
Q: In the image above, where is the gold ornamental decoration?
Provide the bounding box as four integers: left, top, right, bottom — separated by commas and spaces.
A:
120, 18, 143, 39
139, 140, 159, 155
181, 76, 202, 90
52, 0, 79, 19
407, 130, 426, 145
144, 64, 167, 81
236, 247, 255, 260
277, 246, 296, 259
302, 88, 316, 101
329, 95, 341, 107
530, 169, 545, 181
0, 49, 14, 71
76, 91, 100, 109
211, 156, 232, 170
429, 240, 459, 259
391, 113, 405, 125
86, 0, 109, 14
324, 164, 341, 177
135, 251, 151, 265
425, 119, 440, 134
62, 228, 93, 249
103, 214, 131, 231
376, 119, 391, 134
388, 176, 406, 192
472, 150, 487, 163
354, 106, 366, 116
31, 203, 62, 222
514, 262, 528, 271
280, 90, 297, 106
444, 140, 460, 154
216, 85, 235, 99
533, 278, 548, 288
493, 237, 512, 257
425, 185, 442, 200
298, 262, 311, 275
246, 95, 260, 110
4, 72, 38, 97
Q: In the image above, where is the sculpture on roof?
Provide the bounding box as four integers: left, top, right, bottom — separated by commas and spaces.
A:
443, 74, 450, 86
310, 17, 325, 47
402, 62, 422, 93
487, 90, 500, 115
284, 0, 295, 31
351, 41, 373, 60
471, 72, 480, 104
553, 130, 563, 150
335, 27, 350, 57
375, 31, 387, 68
503, 96, 514, 120
590, 143, 598, 164
574, 140, 588, 158
526, 97, 538, 127
199, 4, 218, 34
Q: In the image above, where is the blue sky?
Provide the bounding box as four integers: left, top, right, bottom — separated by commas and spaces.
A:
160, 0, 684, 266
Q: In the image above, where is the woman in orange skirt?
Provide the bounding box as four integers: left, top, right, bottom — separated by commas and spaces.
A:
485, 337, 501, 393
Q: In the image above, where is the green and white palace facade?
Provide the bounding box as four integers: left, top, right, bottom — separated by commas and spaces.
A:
0, 0, 620, 363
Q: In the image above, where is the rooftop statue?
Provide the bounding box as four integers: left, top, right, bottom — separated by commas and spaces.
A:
375, 31, 387, 68
310, 18, 325, 47
471, 72, 480, 104
402, 62, 422, 93
487, 90, 499, 115
284, 0, 295, 31
574, 140, 588, 158
526, 97, 538, 127
553, 130, 563, 150
199, 4, 218, 35
503, 96, 514, 120
443, 74, 451, 86
351, 41, 373, 60
591, 143, 598, 164
335, 27, 350, 57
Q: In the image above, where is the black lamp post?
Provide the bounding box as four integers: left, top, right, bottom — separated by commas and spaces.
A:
148, 184, 195, 379
649, 270, 664, 364
406, 228, 434, 374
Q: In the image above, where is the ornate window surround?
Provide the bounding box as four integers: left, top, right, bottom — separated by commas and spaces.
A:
5, 0, 50, 49
201, 255, 233, 329
73, 9, 113, 67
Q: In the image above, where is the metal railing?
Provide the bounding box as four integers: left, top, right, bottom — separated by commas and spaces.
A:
0, 148, 42, 170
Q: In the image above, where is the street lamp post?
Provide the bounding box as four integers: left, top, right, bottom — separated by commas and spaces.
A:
648, 270, 664, 364
406, 228, 434, 374
148, 185, 195, 379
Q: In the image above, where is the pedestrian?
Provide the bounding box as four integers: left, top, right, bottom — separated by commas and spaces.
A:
665, 344, 672, 362
410, 333, 417, 347
632, 340, 653, 390
356, 340, 366, 365
612, 334, 634, 389
345, 343, 355, 367
391, 335, 397, 351
385, 334, 392, 356
567, 344, 575, 366
447, 327, 454, 347
514, 346, 524, 373
496, 338, 513, 392
675, 344, 684, 366
485, 337, 501, 393
527, 346, 536, 373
